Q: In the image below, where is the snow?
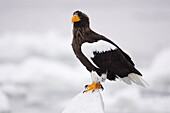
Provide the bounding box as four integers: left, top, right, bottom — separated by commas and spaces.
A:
62, 89, 104, 113
0, 90, 10, 113
143, 48, 170, 88
0, 31, 72, 63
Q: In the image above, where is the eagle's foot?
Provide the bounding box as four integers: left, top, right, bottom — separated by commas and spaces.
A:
83, 82, 104, 93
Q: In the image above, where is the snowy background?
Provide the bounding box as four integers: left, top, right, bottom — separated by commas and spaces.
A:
0, 0, 170, 113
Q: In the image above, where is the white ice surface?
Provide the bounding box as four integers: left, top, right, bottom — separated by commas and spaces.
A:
62, 89, 104, 113
0, 90, 10, 113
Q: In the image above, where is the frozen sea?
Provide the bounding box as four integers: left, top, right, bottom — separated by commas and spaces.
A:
0, 0, 170, 113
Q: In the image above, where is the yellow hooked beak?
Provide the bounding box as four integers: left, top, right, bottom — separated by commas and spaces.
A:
71, 15, 81, 23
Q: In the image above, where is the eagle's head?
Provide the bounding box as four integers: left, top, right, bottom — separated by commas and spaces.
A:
72, 11, 90, 27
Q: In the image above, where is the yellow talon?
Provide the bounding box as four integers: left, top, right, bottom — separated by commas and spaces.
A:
83, 82, 103, 93
96, 83, 102, 89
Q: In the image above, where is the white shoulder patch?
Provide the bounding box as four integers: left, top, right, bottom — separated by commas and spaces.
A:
81, 40, 117, 68
81, 40, 117, 58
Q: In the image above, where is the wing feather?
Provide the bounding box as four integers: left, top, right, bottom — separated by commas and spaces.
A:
81, 40, 117, 68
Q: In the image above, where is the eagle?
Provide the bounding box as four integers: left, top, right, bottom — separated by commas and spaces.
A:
71, 11, 148, 93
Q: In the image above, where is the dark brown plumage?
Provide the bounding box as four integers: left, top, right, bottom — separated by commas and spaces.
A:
71, 11, 147, 87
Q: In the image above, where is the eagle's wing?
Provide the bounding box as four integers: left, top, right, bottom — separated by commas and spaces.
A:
81, 40, 117, 69
81, 39, 132, 72
89, 32, 135, 66
81, 39, 148, 87
120, 50, 135, 66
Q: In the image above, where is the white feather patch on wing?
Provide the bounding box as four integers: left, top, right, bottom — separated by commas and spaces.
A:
121, 73, 149, 87
81, 40, 117, 68
81, 40, 117, 58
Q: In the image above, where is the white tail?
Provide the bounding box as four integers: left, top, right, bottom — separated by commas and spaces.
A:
121, 73, 149, 87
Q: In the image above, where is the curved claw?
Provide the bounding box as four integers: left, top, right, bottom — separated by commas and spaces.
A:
84, 85, 88, 89
83, 82, 104, 93
100, 84, 104, 91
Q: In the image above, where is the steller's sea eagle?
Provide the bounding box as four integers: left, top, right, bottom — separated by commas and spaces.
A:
71, 10, 148, 93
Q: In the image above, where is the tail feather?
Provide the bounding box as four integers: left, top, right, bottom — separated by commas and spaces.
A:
120, 77, 132, 85
121, 73, 149, 87
128, 73, 145, 87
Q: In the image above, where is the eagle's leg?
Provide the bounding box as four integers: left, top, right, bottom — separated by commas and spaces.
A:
83, 71, 104, 93
83, 82, 103, 93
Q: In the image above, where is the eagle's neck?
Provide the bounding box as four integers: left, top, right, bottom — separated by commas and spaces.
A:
73, 26, 90, 41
